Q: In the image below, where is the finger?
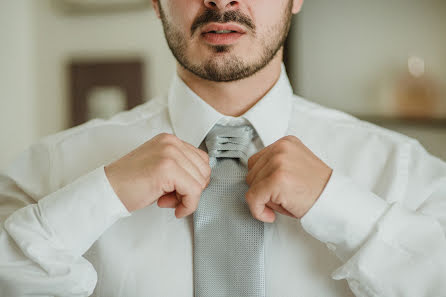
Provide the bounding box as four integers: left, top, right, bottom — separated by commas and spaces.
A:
182, 140, 210, 164
157, 192, 180, 208
245, 177, 277, 223
180, 141, 211, 184
175, 192, 199, 219
266, 201, 297, 218
167, 162, 203, 218
246, 149, 273, 185
171, 145, 209, 189
247, 160, 296, 219
247, 146, 271, 170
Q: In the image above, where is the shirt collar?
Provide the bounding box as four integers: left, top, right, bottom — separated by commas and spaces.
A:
168, 64, 294, 148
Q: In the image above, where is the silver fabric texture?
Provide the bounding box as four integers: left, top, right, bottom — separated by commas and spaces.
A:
193, 124, 265, 297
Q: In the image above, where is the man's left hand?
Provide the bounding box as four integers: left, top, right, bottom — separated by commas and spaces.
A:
246, 135, 333, 223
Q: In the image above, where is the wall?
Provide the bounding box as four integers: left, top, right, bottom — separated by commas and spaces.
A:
0, 0, 175, 169
0, 1, 36, 169
33, 0, 175, 138
288, 0, 446, 160
2, 1, 445, 169
291, 0, 446, 115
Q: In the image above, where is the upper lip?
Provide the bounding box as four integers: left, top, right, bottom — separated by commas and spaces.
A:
201, 23, 246, 34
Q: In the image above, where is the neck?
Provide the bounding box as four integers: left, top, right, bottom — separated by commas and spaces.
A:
177, 48, 284, 117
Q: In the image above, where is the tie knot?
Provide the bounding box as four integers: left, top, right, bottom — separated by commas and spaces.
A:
205, 124, 256, 162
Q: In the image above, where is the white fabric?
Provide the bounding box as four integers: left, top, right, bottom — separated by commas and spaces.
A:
0, 64, 446, 296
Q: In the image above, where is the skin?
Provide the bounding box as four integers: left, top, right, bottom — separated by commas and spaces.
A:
153, 0, 302, 116
105, 0, 333, 223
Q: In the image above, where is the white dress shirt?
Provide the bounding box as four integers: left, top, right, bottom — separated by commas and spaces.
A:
1, 65, 446, 297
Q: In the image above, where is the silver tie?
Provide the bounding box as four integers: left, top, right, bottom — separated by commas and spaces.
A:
193, 124, 265, 297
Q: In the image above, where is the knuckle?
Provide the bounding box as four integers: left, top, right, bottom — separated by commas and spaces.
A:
271, 193, 284, 206
274, 140, 289, 153
284, 135, 296, 141
279, 135, 299, 145
271, 170, 288, 183
156, 132, 171, 140
163, 143, 179, 156
158, 133, 179, 144
158, 157, 176, 171
271, 154, 286, 169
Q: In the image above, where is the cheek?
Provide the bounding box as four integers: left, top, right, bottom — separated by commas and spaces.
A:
165, 1, 200, 34
252, 0, 288, 32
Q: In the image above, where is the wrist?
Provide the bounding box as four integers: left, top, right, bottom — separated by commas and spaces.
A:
104, 163, 132, 212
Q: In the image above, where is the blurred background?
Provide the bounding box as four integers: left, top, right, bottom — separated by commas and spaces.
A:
1, 0, 445, 169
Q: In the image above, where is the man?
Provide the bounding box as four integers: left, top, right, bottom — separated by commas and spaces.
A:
1, 0, 445, 296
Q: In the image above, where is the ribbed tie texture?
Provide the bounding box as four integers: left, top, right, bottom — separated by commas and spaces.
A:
193, 124, 265, 297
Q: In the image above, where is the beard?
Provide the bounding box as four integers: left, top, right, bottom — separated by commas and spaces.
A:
158, 1, 293, 82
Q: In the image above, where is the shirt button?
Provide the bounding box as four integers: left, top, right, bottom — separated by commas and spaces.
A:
327, 242, 336, 251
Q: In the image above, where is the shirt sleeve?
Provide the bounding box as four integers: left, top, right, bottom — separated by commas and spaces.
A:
0, 141, 131, 296
300, 139, 446, 297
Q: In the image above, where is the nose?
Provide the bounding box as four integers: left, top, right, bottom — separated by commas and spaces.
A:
204, 0, 239, 10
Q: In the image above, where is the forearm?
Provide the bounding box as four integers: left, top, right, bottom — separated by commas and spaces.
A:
301, 169, 446, 297
0, 166, 130, 296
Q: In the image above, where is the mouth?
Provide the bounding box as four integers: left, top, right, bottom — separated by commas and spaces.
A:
200, 23, 246, 46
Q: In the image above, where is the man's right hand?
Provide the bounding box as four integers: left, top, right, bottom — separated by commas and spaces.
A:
104, 133, 211, 218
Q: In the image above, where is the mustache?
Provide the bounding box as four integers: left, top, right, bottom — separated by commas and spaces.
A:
191, 9, 256, 36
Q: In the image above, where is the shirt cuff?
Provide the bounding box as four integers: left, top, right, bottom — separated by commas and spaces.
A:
300, 170, 389, 260
6, 166, 131, 261
41, 165, 131, 253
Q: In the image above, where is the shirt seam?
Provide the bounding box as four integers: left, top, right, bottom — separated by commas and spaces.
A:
47, 139, 57, 193
398, 139, 412, 204
50, 98, 167, 148
43, 98, 167, 192
291, 97, 416, 145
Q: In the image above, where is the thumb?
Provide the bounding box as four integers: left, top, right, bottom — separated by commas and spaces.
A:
157, 192, 181, 208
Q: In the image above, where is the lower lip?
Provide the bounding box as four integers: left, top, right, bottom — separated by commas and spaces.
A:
201, 32, 244, 45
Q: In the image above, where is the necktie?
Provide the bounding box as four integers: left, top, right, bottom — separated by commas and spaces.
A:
193, 124, 265, 297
